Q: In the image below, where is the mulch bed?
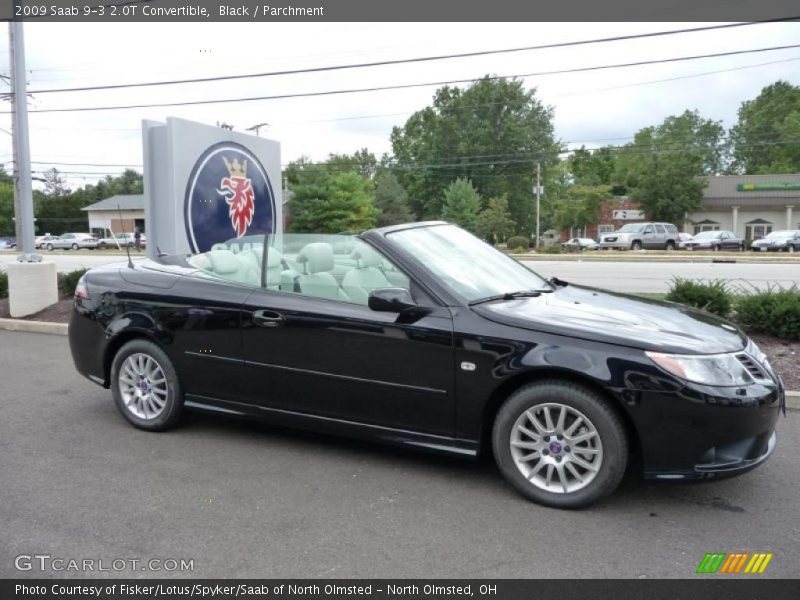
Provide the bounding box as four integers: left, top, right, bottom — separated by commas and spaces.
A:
1, 297, 798, 389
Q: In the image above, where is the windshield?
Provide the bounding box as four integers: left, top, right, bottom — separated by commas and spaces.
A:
618, 224, 645, 233
765, 231, 791, 239
693, 231, 720, 240
386, 224, 549, 303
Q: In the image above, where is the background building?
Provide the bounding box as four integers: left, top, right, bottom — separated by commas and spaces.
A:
560, 174, 800, 242
82, 194, 145, 237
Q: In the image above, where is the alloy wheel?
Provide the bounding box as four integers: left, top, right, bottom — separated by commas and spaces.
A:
509, 403, 603, 494
118, 353, 169, 420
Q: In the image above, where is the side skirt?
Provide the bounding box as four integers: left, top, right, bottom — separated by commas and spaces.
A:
184, 394, 479, 458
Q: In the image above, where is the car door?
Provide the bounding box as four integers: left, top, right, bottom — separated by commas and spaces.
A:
239, 236, 455, 436
56, 234, 72, 249
641, 225, 657, 248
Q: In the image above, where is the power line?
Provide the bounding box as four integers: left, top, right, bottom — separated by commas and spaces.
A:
14, 54, 800, 132
24, 20, 798, 95
9, 43, 800, 115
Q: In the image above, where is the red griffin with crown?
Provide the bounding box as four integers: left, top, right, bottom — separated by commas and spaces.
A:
217, 156, 255, 237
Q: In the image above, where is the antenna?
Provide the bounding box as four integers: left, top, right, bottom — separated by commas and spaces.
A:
116, 204, 134, 269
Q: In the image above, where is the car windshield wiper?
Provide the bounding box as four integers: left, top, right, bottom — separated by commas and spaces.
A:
468, 289, 552, 306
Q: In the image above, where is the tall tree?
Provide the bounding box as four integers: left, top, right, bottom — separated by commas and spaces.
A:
390, 76, 559, 231
42, 168, 71, 198
374, 171, 413, 227
0, 182, 14, 236
614, 111, 723, 224
729, 81, 800, 174
441, 178, 481, 231
568, 146, 617, 186
326, 149, 378, 180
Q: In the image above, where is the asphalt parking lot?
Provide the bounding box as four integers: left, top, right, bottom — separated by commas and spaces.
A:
1, 330, 798, 579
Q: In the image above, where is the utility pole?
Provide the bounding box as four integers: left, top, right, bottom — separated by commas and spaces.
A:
10, 21, 38, 261
7, 23, 22, 244
534, 162, 541, 249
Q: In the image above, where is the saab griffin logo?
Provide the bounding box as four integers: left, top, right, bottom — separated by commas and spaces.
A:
696, 552, 773, 574
185, 142, 276, 253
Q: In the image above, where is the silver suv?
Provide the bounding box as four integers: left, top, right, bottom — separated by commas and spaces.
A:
599, 222, 680, 250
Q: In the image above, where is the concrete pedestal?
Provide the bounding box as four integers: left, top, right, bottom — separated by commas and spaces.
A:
7, 261, 59, 318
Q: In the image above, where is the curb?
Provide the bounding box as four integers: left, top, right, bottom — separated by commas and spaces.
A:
0, 318, 68, 336
0, 317, 798, 410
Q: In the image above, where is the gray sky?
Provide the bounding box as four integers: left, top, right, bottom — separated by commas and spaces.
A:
0, 21, 798, 189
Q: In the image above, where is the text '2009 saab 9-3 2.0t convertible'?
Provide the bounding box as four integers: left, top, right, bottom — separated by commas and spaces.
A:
68, 222, 784, 508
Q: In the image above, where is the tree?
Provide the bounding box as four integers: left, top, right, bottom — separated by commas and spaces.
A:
613, 111, 722, 224
552, 185, 610, 236
326, 149, 378, 180
374, 171, 413, 227
441, 178, 481, 231
288, 171, 377, 233
0, 164, 13, 186
0, 182, 14, 236
476, 195, 515, 243
390, 76, 560, 231
42, 168, 71, 198
569, 146, 617, 186
729, 81, 800, 174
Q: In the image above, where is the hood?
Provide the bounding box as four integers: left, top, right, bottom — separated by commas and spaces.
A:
471, 285, 747, 355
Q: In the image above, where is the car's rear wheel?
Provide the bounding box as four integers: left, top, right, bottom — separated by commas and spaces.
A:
110, 339, 184, 431
631, 241, 642, 251
665, 241, 675, 251
789, 245, 796, 253
492, 381, 628, 509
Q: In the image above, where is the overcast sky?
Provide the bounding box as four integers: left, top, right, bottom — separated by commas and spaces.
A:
0, 21, 798, 190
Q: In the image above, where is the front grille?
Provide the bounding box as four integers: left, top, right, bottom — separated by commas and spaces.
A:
736, 353, 769, 381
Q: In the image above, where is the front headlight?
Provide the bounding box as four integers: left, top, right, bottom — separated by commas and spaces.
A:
646, 351, 753, 386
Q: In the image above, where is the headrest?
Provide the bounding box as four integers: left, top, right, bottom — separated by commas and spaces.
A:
296, 243, 334, 274
265, 248, 283, 268
190, 254, 210, 269
207, 249, 240, 274
237, 252, 259, 272
351, 245, 383, 268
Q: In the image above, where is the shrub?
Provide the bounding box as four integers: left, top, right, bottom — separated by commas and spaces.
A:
735, 286, 800, 340
537, 244, 563, 254
665, 278, 732, 317
0, 269, 7, 299
59, 268, 88, 297
506, 236, 530, 252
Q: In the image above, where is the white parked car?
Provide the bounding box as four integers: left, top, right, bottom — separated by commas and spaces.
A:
45, 233, 99, 250
97, 232, 146, 249
35, 234, 60, 249
561, 237, 599, 251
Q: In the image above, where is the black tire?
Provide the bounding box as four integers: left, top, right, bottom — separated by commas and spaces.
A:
665, 241, 675, 251
712, 244, 721, 252
46, 243, 53, 251
110, 339, 184, 431
789, 245, 796, 254
631, 241, 642, 251
71, 243, 79, 250
492, 380, 628, 509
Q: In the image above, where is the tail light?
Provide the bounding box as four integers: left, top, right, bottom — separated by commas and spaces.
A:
74, 275, 89, 299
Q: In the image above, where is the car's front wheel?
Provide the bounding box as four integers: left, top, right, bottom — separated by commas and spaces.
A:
46, 243, 53, 251
492, 381, 628, 509
631, 241, 642, 251
71, 243, 79, 250
110, 339, 184, 431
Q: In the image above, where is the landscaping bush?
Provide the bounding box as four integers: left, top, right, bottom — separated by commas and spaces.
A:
506, 236, 530, 252
59, 268, 88, 297
665, 278, 733, 317
0, 269, 7, 299
735, 286, 800, 340
537, 244, 563, 254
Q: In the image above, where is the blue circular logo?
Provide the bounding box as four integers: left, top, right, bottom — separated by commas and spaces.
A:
184, 142, 276, 253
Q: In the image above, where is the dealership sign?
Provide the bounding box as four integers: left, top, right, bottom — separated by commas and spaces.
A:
612, 209, 645, 220
142, 118, 281, 257
737, 183, 800, 192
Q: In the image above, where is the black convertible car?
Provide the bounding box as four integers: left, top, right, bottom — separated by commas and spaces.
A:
68, 222, 784, 508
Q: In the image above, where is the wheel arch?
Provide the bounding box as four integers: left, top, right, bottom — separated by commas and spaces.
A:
479, 368, 642, 464
103, 329, 166, 387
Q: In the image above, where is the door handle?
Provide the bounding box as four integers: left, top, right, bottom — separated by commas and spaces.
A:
253, 309, 284, 328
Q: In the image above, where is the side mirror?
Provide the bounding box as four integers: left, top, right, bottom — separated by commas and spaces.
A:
368, 288, 417, 313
